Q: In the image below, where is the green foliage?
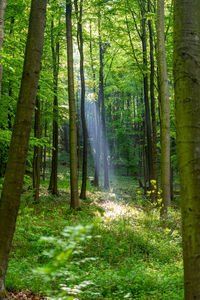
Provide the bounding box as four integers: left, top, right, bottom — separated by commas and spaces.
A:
0, 130, 11, 177
6, 177, 183, 299
36, 225, 99, 299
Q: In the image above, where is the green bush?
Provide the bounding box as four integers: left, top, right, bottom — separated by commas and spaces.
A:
35, 225, 100, 299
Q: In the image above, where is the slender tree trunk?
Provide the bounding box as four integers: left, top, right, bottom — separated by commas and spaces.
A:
33, 95, 41, 204
0, 0, 7, 100
148, 0, 158, 187
157, 0, 171, 214
42, 120, 47, 181
0, 0, 46, 297
66, 0, 79, 208
174, 0, 200, 297
63, 123, 69, 153
49, 19, 59, 195
74, 0, 88, 199
89, 22, 99, 187
94, 94, 100, 187
76, 91, 81, 172
170, 163, 173, 200
98, 16, 109, 189
142, 121, 147, 193
141, 1, 153, 184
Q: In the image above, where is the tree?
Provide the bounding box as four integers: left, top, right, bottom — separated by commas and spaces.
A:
66, 0, 80, 208
89, 21, 99, 187
148, 0, 158, 189
74, 0, 88, 199
98, 14, 109, 189
0, 0, 47, 297
33, 94, 41, 204
140, 0, 153, 184
48, 16, 60, 195
174, 0, 200, 297
157, 0, 170, 214
125, 0, 153, 186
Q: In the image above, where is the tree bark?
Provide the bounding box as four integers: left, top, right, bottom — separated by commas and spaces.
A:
33, 94, 41, 204
42, 120, 47, 181
148, 0, 158, 188
98, 16, 109, 189
66, 0, 80, 208
76, 91, 81, 172
0, 0, 46, 297
174, 0, 200, 297
74, 0, 88, 199
141, 1, 153, 184
157, 0, 171, 214
49, 19, 59, 195
89, 22, 99, 187
63, 123, 69, 153
0, 0, 7, 100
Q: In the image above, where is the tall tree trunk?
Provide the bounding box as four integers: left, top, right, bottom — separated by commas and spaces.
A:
74, 0, 88, 199
126, 0, 153, 185
148, 0, 158, 187
49, 19, 59, 195
89, 22, 99, 187
141, 1, 153, 184
0, 0, 7, 100
76, 91, 81, 172
0, 0, 46, 297
63, 123, 69, 153
66, 0, 80, 209
33, 94, 41, 204
142, 121, 147, 193
42, 120, 47, 181
157, 0, 171, 214
174, 0, 200, 297
98, 16, 109, 189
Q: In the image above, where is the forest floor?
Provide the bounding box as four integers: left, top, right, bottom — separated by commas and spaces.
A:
5, 172, 183, 299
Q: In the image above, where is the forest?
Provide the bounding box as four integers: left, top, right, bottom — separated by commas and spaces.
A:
0, 0, 199, 299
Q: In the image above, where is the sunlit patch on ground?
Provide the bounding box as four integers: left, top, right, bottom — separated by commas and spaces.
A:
98, 200, 140, 222
57, 174, 65, 180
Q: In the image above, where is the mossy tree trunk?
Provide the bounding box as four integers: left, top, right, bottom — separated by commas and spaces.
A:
0, 0, 47, 297
66, 0, 80, 208
174, 0, 200, 297
157, 0, 171, 214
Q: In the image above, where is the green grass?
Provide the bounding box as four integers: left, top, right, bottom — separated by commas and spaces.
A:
5, 175, 184, 299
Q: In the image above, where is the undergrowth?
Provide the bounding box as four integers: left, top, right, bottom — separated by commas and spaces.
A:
5, 176, 184, 299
